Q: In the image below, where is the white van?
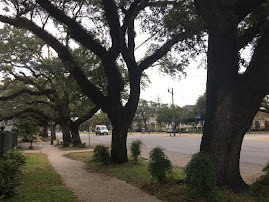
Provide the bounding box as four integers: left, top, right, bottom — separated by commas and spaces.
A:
95, 125, 109, 135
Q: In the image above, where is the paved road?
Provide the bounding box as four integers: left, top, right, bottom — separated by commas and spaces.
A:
56, 132, 269, 183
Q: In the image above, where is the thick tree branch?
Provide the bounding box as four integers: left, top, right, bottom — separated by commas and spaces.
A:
74, 106, 100, 125
121, 19, 138, 73
25, 100, 52, 106
127, 20, 135, 54
122, 0, 144, 33
237, 22, 262, 50
36, 0, 108, 60
0, 89, 54, 101
0, 14, 106, 108
235, 0, 266, 22
101, 0, 123, 55
0, 108, 51, 121
11, 73, 57, 102
138, 35, 181, 71
242, 28, 269, 97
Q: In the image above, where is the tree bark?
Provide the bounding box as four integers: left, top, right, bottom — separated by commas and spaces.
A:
70, 123, 82, 147
111, 121, 129, 163
41, 125, 48, 138
60, 122, 72, 143
108, 72, 141, 163
200, 29, 251, 191
195, 0, 269, 191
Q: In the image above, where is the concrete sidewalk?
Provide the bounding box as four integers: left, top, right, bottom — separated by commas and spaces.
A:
23, 142, 161, 202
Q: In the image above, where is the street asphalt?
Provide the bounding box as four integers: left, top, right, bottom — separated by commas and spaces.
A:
57, 132, 269, 183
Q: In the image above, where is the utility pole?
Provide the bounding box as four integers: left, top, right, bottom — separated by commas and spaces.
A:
156, 95, 161, 107
168, 88, 176, 137
156, 95, 161, 132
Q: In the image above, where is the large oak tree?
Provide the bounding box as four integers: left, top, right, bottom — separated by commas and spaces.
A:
0, 27, 100, 146
0, 0, 204, 162
195, 0, 269, 191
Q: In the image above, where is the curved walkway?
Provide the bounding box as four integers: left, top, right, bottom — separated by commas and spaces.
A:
24, 142, 161, 202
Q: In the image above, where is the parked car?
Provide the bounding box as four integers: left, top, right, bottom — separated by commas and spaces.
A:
95, 125, 109, 135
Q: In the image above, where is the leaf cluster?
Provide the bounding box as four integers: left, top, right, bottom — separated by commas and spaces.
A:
93, 145, 111, 164
148, 146, 172, 182
130, 139, 144, 164
0, 150, 25, 197
184, 152, 218, 201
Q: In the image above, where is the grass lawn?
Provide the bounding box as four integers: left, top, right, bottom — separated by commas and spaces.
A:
66, 151, 269, 202
6, 153, 79, 202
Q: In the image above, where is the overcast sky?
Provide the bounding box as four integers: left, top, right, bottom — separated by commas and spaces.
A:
140, 63, 207, 107
135, 30, 208, 107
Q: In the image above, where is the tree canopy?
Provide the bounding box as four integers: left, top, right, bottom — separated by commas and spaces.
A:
0, 0, 207, 162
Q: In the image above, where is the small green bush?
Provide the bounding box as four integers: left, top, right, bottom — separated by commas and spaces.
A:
251, 161, 269, 198
3, 150, 26, 166
184, 152, 218, 201
78, 143, 86, 148
262, 162, 269, 175
130, 139, 144, 164
93, 145, 111, 164
148, 146, 172, 182
0, 150, 25, 197
63, 142, 70, 148
16, 145, 22, 149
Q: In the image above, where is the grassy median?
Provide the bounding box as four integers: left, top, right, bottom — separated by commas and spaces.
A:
66, 151, 269, 202
6, 153, 79, 202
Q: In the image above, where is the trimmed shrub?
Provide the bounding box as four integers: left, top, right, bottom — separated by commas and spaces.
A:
262, 162, 269, 175
78, 143, 86, 148
0, 150, 25, 197
251, 161, 269, 198
93, 145, 111, 164
148, 146, 172, 182
130, 139, 144, 164
184, 152, 218, 201
63, 142, 70, 148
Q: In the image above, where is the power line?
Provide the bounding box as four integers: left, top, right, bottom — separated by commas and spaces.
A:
134, 30, 160, 51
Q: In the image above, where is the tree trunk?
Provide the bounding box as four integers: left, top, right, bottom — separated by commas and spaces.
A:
60, 122, 72, 143
199, 27, 251, 191
198, 8, 269, 190
200, 90, 257, 191
107, 72, 141, 163
70, 123, 82, 147
43, 126, 48, 137
40, 125, 48, 137
143, 118, 147, 132
111, 121, 129, 163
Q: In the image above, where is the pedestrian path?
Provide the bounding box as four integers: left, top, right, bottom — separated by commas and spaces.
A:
24, 142, 161, 202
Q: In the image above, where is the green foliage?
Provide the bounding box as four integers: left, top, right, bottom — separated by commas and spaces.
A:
262, 162, 269, 175
78, 143, 86, 148
193, 93, 206, 120
7, 153, 78, 201
0, 150, 25, 197
156, 104, 195, 126
17, 119, 39, 141
3, 150, 25, 166
250, 161, 269, 199
130, 139, 144, 164
63, 142, 70, 148
93, 145, 111, 164
148, 147, 172, 182
66, 151, 186, 202
16, 145, 22, 149
89, 112, 110, 127
184, 152, 218, 201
